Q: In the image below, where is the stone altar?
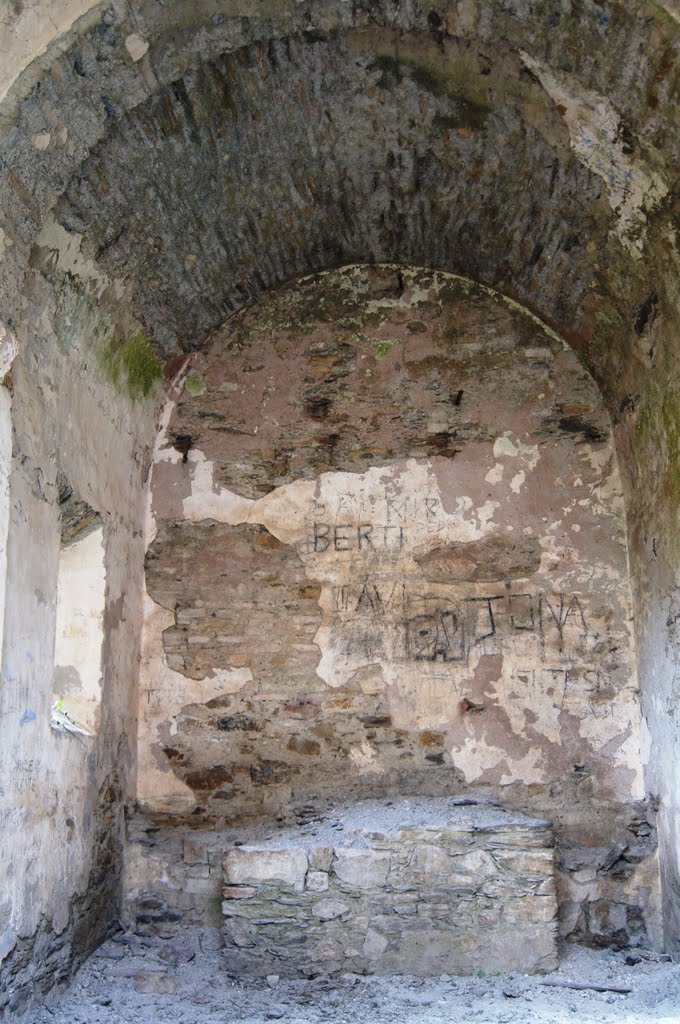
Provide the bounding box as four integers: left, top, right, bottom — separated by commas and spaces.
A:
221, 797, 558, 977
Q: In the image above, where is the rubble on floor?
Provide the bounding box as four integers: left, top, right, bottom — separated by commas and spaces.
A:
21, 929, 679, 1024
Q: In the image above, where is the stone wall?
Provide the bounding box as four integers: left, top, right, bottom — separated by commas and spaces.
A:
123, 818, 226, 939
0, 273, 158, 1015
140, 264, 660, 948
220, 798, 558, 978
123, 799, 560, 977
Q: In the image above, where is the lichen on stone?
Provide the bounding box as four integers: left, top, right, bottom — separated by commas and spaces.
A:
185, 371, 205, 396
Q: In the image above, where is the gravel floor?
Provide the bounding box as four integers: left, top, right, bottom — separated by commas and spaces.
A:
21, 929, 680, 1024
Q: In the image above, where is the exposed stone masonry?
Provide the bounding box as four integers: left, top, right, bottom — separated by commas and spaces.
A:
220, 798, 558, 978
123, 798, 559, 978
139, 265, 660, 952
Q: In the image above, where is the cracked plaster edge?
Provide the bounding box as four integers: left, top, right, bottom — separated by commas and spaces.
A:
136, 370, 254, 812
519, 50, 669, 258
34, 215, 129, 303
136, 584, 253, 812
0, 321, 18, 383
175, 447, 644, 795
0, 0, 102, 105
140, 269, 644, 801
311, 262, 570, 349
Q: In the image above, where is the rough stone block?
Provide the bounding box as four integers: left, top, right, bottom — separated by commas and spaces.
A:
185, 876, 214, 895
221, 798, 559, 977
187, 864, 210, 879
184, 839, 208, 864
312, 898, 350, 920
223, 847, 308, 889
409, 843, 451, 875
306, 871, 329, 892
223, 886, 257, 899
332, 848, 391, 888
134, 971, 177, 994
309, 846, 334, 872
363, 928, 389, 960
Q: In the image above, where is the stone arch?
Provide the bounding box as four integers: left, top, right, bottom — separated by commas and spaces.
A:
0, 2, 675, 361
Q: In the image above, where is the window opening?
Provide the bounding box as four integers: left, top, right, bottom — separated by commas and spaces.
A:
51, 475, 104, 737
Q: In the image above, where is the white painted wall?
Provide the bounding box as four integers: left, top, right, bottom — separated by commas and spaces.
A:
54, 525, 105, 732
0, 387, 11, 680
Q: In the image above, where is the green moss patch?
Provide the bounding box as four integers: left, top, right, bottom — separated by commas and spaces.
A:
433, 97, 491, 132
371, 54, 491, 130
102, 331, 163, 400
185, 371, 206, 396
372, 54, 402, 90
373, 339, 396, 358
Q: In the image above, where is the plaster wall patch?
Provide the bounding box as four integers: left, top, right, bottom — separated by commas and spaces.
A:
453, 737, 507, 784
0, 323, 18, 382
137, 585, 252, 811
125, 33, 149, 62
34, 216, 128, 301
510, 471, 526, 495
493, 433, 540, 469
349, 739, 380, 771
141, 264, 643, 813
520, 51, 668, 255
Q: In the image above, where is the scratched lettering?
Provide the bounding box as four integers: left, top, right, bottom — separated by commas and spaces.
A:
310, 522, 404, 553
406, 608, 466, 662
399, 591, 591, 662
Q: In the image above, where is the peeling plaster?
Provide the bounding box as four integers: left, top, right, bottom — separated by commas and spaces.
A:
34, 216, 128, 301
167, 451, 639, 791
0, 322, 18, 382
348, 738, 380, 772
183, 455, 500, 547
520, 51, 668, 256
493, 433, 540, 469
139, 379, 252, 811
0, 0, 99, 103
138, 586, 253, 811
141, 265, 645, 817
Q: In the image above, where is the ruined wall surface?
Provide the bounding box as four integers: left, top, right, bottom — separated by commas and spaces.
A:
1, 9, 680, 957
141, 264, 659, 948
624, 371, 680, 956
0, 0, 99, 103
0, 0, 679, 970
220, 798, 559, 978
0, 0, 676, 363
0, 274, 157, 1016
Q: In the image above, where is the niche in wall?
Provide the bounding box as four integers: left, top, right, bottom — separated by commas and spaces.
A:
53, 475, 105, 734
138, 263, 659, 948
142, 264, 643, 818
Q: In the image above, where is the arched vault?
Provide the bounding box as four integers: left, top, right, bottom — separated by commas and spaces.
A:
2, 1, 680, 1009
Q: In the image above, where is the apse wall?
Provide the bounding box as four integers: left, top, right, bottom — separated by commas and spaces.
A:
141, 264, 660, 947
